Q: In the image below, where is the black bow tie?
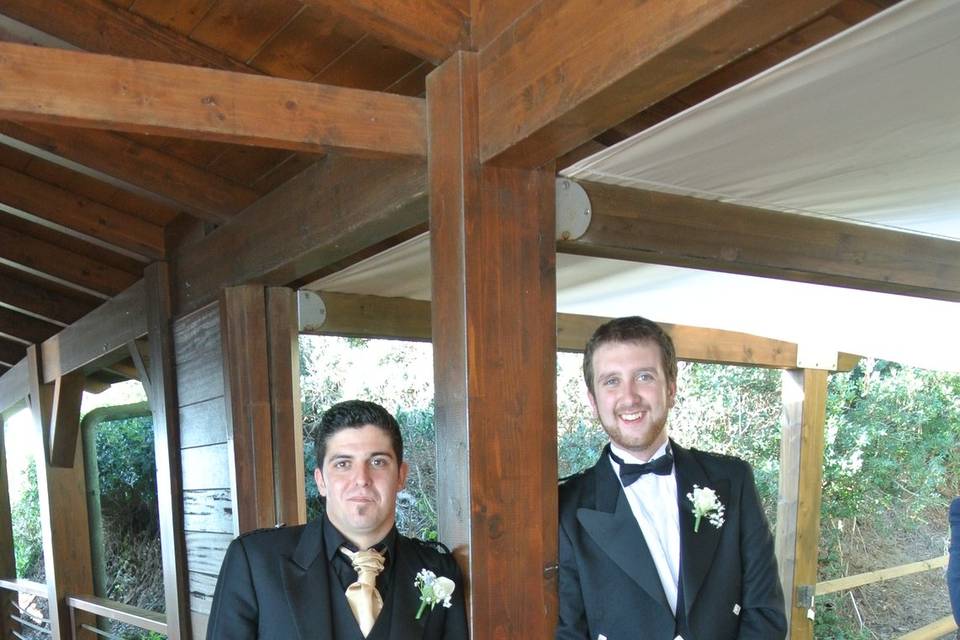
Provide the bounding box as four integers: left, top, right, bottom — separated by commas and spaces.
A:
608, 446, 674, 487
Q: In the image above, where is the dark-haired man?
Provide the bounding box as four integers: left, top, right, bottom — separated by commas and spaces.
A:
557, 316, 786, 640
207, 400, 468, 639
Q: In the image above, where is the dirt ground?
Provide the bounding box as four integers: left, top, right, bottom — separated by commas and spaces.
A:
822, 505, 956, 639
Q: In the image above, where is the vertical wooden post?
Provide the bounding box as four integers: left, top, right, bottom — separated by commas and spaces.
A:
428, 51, 559, 638
221, 285, 305, 533
0, 414, 21, 639
776, 368, 828, 640
144, 262, 191, 640
266, 287, 305, 527
26, 345, 94, 639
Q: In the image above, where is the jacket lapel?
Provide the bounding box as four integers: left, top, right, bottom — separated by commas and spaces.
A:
383, 537, 426, 640
673, 441, 727, 619
281, 520, 335, 640
576, 451, 672, 614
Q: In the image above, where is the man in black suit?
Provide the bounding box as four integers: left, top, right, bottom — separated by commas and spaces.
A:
207, 400, 469, 639
949, 497, 960, 631
557, 316, 787, 640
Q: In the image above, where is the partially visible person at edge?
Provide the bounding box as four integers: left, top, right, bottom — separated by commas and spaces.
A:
206, 399, 469, 639
557, 316, 787, 640
949, 496, 960, 634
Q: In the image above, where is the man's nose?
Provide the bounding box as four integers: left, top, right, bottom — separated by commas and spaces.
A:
354, 465, 372, 486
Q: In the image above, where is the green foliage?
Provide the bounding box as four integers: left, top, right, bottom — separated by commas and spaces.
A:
11, 458, 44, 581
95, 416, 159, 536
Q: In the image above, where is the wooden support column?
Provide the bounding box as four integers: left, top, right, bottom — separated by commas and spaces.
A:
220, 285, 305, 533
428, 52, 559, 638
0, 414, 20, 639
144, 263, 190, 640
776, 368, 829, 640
26, 344, 94, 639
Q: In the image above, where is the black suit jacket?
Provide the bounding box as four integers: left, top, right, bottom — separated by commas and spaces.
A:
557, 441, 786, 640
206, 520, 469, 639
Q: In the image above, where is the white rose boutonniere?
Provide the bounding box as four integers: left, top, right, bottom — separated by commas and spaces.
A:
414, 569, 455, 619
687, 484, 725, 533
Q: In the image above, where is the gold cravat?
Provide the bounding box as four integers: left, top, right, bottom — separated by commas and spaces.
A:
341, 547, 385, 637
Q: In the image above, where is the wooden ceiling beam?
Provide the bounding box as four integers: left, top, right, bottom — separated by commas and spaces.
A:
0, 0, 251, 72
477, 0, 839, 167
560, 181, 960, 302
0, 338, 25, 368
0, 223, 137, 298
302, 291, 860, 371
0, 307, 60, 345
0, 165, 164, 260
0, 42, 427, 158
302, 0, 469, 64
173, 157, 428, 315
0, 270, 96, 326
0, 121, 255, 224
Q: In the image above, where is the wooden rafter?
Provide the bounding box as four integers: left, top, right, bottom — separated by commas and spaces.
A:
477, 0, 838, 167
0, 42, 427, 157
173, 157, 428, 315
0, 0, 252, 71
0, 338, 25, 368
0, 268, 97, 326
559, 181, 960, 302
0, 222, 137, 297
0, 164, 164, 260
0, 122, 255, 223
0, 306, 60, 344
302, 0, 469, 64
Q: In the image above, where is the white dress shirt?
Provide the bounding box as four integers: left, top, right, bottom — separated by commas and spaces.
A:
608, 440, 682, 614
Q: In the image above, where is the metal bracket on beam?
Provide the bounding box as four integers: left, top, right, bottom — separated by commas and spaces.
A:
298, 290, 327, 332
795, 584, 815, 610
555, 178, 591, 241
796, 344, 838, 370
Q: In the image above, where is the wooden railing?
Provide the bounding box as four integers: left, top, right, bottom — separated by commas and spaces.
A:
0, 577, 52, 639
0, 579, 167, 639
811, 555, 958, 640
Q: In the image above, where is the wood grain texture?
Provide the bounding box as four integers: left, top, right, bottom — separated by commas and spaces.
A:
179, 396, 228, 449
0, 121, 257, 223
302, 0, 468, 64
0, 165, 164, 260
27, 345, 96, 638
47, 371, 84, 468
145, 262, 190, 640
39, 279, 147, 383
0, 267, 101, 327
180, 443, 231, 491
0, 41, 427, 157
0, 221, 138, 297
428, 52, 559, 638
184, 531, 233, 576
266, 287, 306, 527
561, 181, 960, 302
220, 286, 276, 532
0, 358, 28, 413
183, 489, 233, 534
173, 156, 428, 315
777, 369, 828, 639
173, 303, 224, 407
478, 0, 838, 166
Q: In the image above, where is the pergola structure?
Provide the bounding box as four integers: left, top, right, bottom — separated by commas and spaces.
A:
0, 0, 957, 638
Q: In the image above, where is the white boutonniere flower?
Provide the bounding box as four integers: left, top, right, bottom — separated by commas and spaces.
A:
414, 569, 455, 619
687, 484, 725, 533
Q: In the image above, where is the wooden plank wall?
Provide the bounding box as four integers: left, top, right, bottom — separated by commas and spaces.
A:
172, 302, 232, 638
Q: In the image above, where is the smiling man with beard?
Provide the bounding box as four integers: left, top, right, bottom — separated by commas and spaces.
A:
207, 400, 468, 640
557, 317, 786, 640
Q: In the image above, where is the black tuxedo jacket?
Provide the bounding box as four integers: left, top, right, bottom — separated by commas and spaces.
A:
206, 520, 469, 639
557, 441, 786, 640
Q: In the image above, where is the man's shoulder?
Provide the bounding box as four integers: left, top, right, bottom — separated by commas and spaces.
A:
398, 535, 460, 572
232, 522, 309, 553
558, 463, 599, 514
684, 446, 753, 479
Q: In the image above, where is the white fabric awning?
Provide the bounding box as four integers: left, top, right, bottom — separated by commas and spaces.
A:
313, 0, 960, 372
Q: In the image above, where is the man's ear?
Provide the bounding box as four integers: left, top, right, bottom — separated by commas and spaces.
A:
587, 388, 599, 417
398, 461, 409, 490
314, 467, 327, 497
667, 380, 677, 408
